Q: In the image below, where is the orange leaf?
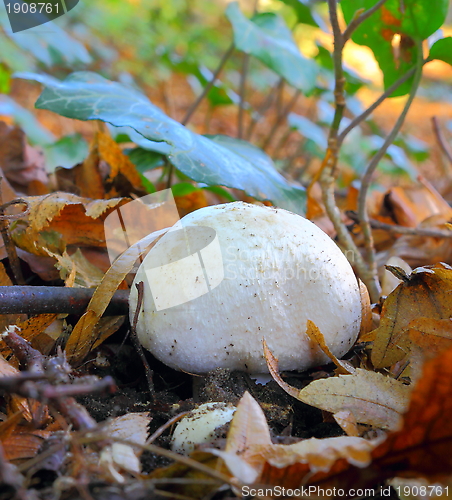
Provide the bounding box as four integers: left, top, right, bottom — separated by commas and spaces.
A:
10, 193, 129, 256
371, 263, 452, 368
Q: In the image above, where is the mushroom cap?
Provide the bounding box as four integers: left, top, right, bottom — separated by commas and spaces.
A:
130, 202, 362, 373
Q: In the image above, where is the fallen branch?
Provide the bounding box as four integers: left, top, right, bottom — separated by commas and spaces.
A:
0, 286, 129, 316
347, 211, 452, 238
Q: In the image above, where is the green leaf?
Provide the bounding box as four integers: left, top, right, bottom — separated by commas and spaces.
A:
0, 10, 91, 68
277, 0, 320, 28
0, 95, 55, 145
43, 134, 89, 172
171, 182, 198, 197
429, 37, 452, 66
20, 71, 305, 214
138, 172, 156, 194
341, 0, 446, 96
288, 113, 327, 150
202, 185, 236, 202
226, 2, 318, 94
188, 66, 240, 108
125, 147, 165, 173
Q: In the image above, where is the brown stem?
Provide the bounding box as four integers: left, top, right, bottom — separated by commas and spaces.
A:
238, 53, 250, 139
182, 43, 235, 126
130, 281, 154, 398
0, 181, 28, 285
319, 0, 381, 301
347, 212, 452, 238
431, 116, 452, 168
357, 40, 423, 301
245, 79, 281, 140
261, 89, 301, 151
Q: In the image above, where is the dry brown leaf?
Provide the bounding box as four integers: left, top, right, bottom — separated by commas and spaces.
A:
358, 279, 373, 338
0, 315, 57, 358
98, 132, 143, 191
0, 411, 23, 442
266, 339, 409, 430
371, 263, 452, 368
175, 189, 208, 217
305, 320, 355, 374
75, 134, 105, 199
223, 391, 380, 488
385, 177, 452, 228
10, 192, 128, 256
150, 450, 229, 499
99, 412, 151, 482
333, 411, 360, 437
371, 344, 452, 480
46, 248, 105, 288
0, 261, 26, 331
263, 339, 300, 400
65, 229, 167, 364
2, 429, 51, 463
297, 368, 410, 430
407, 318, 452, 359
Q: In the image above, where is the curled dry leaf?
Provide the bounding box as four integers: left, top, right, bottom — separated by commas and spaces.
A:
46, 248, 105, 288
99, 412, 151, 483
371, 344, 452, 480
2, 429, 51, 463
304, 320, 355, 375
223, 391, 381, 488
333, 411, 360, 437
265, 340, 410, 430
407, 318, 452, 360
297, 368, 410, 431
371, 263, 452, 368
10, 192, 129, 256
65, 228, 168, 365
0, 315, 57, 359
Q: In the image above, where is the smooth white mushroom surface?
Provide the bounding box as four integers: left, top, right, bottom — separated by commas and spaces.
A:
130, 201, 362, 373
171, 402, 236, 454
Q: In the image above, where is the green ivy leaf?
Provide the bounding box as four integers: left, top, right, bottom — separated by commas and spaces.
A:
171, 182, 199, 197
18, 71, 305, 214
288, 113, 327, 150
341, 0, 447, 96
43, 134, 88, 172
277, 0, 320, 28
0, 9, 91, 68
226, 2, 318, 94
429, 37, 452, 66
0, 95, 55, 145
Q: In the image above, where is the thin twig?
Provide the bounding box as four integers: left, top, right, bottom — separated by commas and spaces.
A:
346, 212, 452, 238
320, 0, 381, 301
131, 281, 155, 399
357, 40, 424, 298
431, 116, 452, 167
343, 0, 388, 42
337, 65, 417, 146
146, 411, 190, 444
238, 53, 250, 139
0, 180, 28, 285
261, 89, 301, 150
246, 77, 283, 140
237, 0, 259, 139
182, 43, 235, 126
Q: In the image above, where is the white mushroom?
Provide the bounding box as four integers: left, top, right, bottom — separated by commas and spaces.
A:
171, 402, 236, 454
129, 201, 362, 373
